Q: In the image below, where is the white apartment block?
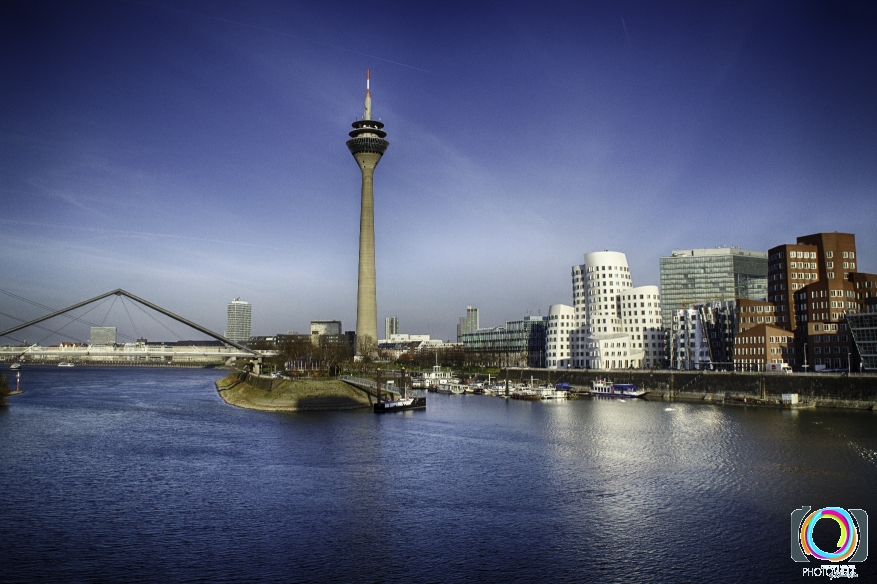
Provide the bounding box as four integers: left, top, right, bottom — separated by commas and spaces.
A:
225, 298, 252, 344
546, 303, 575, 369
621, 286, 665, 369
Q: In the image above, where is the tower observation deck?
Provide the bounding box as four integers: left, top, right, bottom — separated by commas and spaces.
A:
347, 70, 388, 357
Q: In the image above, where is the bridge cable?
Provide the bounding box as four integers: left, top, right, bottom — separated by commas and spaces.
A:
119, 296, 142, 341
128, 299, 186, 342
0, 288, 138, 343
99, 295, 117, 327
0, 310, 84, 344
34, 296, 111, 347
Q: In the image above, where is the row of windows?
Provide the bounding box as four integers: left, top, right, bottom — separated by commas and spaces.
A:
813, 346, 847, 354
736, 347, 765, 355
586, 265, 629, 273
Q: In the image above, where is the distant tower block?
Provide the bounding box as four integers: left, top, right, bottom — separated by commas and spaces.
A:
347, 70, 389, 355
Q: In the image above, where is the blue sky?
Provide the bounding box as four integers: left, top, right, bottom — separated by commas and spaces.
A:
2, 0, 876, 343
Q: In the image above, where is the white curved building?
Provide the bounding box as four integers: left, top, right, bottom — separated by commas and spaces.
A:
547, 251, 665, 370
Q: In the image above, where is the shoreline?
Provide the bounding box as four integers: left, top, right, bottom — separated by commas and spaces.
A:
214, 372, 373, 412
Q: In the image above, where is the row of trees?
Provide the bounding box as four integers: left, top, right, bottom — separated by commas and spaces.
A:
249, 334, 533, 375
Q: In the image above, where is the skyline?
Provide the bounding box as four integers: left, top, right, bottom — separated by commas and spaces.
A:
2, 1, 876, 342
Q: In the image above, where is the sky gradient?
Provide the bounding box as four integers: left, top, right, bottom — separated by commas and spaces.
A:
2, 0, 876, 343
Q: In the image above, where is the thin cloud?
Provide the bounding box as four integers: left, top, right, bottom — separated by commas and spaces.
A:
0, 219, 297, 252
127, 0, 430, 72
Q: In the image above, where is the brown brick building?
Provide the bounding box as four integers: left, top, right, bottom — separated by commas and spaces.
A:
765, 232, 874, 371
733, 323, 795, 371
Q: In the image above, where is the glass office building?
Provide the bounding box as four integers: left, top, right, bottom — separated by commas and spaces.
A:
848, 299, 877, 371
461, 315, 547, 367
659, 248, 767, 337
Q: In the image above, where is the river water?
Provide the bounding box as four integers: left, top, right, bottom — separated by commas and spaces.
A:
1, 367, 875, 582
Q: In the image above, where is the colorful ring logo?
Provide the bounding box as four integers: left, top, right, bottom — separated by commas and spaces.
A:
800, 507, 859, 562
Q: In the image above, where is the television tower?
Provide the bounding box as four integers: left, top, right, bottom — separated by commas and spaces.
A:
346, 70, 389, 356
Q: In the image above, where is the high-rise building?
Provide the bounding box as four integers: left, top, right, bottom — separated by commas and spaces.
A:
765, 232, 877, 371
385, 316, 398, 339
659, 247, 768, 336
346, 70, 389, 356
456, 306, 480, 341
90, 326, 116, 346
226, 298, 252, 344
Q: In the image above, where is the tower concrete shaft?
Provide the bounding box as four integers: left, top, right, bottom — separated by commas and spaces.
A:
346, 71, 388, 355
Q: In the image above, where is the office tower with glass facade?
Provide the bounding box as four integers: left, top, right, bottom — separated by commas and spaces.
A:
659, 247, 767, 337
226, 298, 252, 344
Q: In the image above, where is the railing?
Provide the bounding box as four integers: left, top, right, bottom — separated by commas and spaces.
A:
340, 375, 418, 398
340, 375, 378, 389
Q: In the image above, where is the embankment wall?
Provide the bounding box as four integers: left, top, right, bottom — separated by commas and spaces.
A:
503, 369, 877, 410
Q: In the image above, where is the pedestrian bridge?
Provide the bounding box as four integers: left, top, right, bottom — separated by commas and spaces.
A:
0, 289, 263, 370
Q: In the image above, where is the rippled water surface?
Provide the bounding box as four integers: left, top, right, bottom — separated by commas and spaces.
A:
1, 367, 875, 582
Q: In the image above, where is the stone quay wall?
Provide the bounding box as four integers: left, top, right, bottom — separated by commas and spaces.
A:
501, 369, 877, 410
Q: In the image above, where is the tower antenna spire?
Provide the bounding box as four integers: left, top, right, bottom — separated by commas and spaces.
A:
364, 69, 372, 120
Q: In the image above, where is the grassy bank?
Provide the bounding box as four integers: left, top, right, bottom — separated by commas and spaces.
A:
215, 373, 372, 411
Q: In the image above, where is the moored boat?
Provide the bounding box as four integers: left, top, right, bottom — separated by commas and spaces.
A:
418, 365, 461, 390
436, 383, 466, 395
589, 379, 648, 398
510, 388, 542, 401
374, 396, 427, 413
58, 362, 75, 368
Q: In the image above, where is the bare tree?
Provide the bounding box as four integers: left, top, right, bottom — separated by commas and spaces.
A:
356, 334, 378, 363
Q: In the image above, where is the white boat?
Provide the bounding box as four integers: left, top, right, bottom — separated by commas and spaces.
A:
538, 388, 569, 400
419, 365, 461, 390
374, 396, 426, 413
435, 383, 466, 395
9, 363, 21, 370
58, 362, 75, 368
589, 379, 647, 398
